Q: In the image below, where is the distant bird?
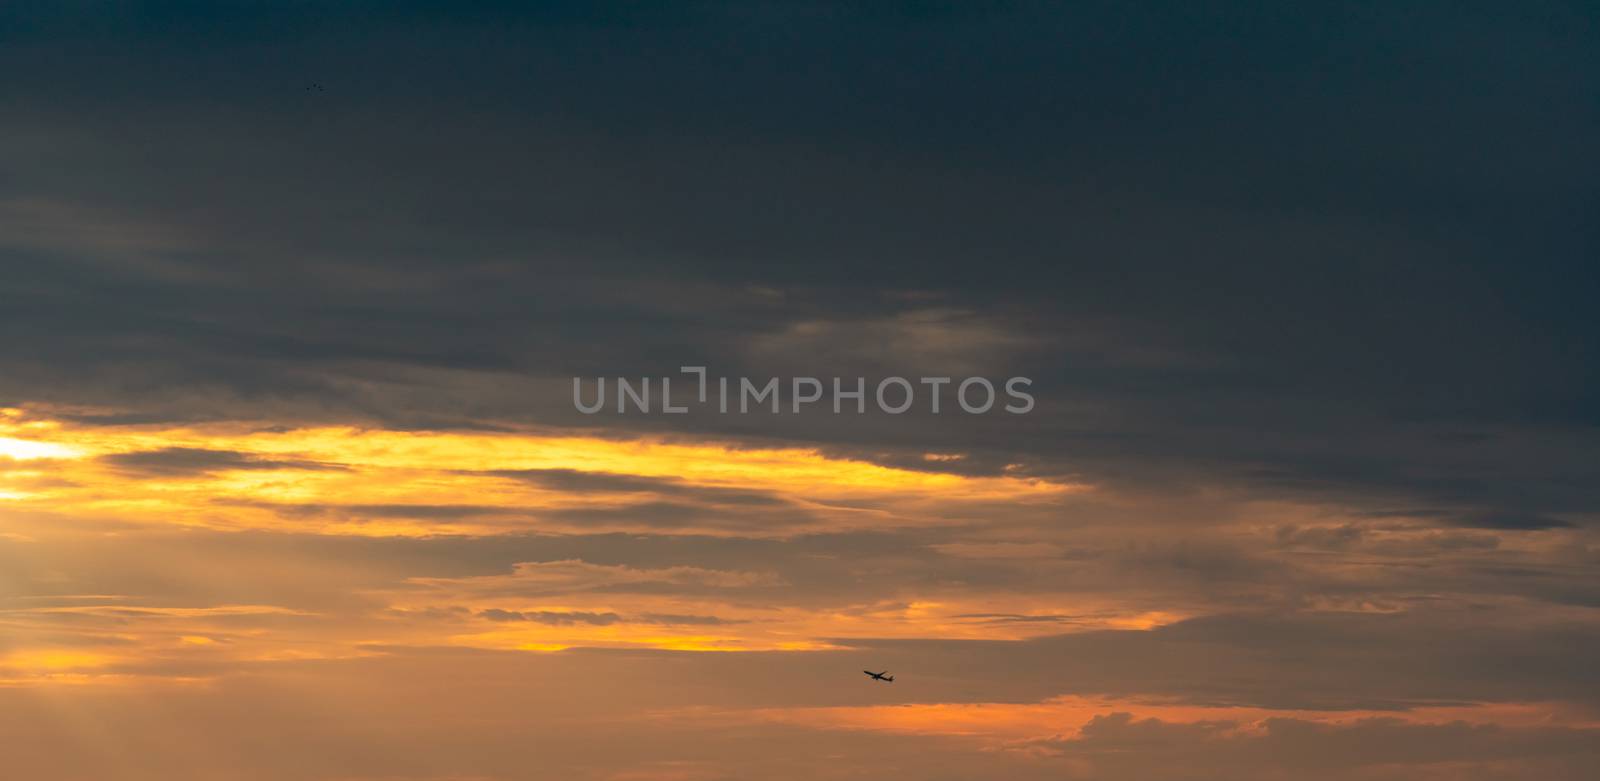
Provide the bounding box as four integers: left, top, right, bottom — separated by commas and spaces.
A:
304, 83, 325, 92
863, 670, 894, 682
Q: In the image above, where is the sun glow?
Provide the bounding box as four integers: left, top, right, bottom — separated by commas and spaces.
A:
0, 409, 1082, 536
0, 436, 82, 461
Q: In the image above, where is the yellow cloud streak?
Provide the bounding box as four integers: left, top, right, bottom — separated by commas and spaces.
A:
1, 409, 1080, 536
0, 407, 1099, 673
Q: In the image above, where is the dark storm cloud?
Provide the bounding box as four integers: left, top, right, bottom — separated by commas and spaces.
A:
490, 469, 694, 494
489, 468, 791, 506
207, 499, 509, 523
538, 499, 819, 530
100, 446, 344, 476
215, 493, 814, 530
1456, 511, 1575, 531
0, 5, 1596, 521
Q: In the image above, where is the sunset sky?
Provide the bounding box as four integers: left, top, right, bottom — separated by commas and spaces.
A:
2, 3, 1598, 780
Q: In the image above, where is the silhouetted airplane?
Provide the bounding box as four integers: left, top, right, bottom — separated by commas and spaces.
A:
863, 670, 894, 682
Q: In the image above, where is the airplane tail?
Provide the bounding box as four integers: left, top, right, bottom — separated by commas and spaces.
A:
885, 675, 894, 682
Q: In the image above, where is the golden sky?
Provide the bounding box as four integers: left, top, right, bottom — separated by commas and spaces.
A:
4, 403, 1597, 780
